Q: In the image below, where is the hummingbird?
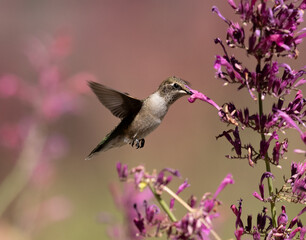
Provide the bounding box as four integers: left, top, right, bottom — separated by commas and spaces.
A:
85, 76, 192, 160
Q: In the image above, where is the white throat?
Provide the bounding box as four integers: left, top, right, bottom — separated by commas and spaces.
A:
146, 92, 168, 119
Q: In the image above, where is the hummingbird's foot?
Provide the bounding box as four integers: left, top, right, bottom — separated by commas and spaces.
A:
131, 138, 145, 149
139, 139, 145, 148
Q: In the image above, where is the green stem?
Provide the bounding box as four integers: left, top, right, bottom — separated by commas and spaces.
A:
148, 183, 177, 222
163, 186, 222, 240
258, 92, 277, 227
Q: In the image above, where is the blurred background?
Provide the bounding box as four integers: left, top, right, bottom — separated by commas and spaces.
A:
0, 0, 305, 239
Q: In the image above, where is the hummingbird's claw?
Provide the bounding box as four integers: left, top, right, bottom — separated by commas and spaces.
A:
139, 139, 145, 148
131, 138, 145, 149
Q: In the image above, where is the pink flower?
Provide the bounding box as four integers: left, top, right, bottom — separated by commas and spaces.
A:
277, 110, 306, 144
0, 74, 20, 98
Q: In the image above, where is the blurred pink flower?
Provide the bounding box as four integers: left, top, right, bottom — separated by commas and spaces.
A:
30, 161, 55, 188
0, 123, 22, 149
42, 134, 69, 160
20, 196, 73, 230
0, 33, 92, 231
42, 196, 73, 221
41, 91, 80, 120
39, 64, 60, 88
30, 134, 69, 187
0, 33, 95, 151
0, 120, 32, 150
50, 32, 73, 60
0, 74, 20, 98
108, 182, 153, 239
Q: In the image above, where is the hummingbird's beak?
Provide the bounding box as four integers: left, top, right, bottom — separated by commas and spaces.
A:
186, 89, 193, 95
184, 85, 193, 95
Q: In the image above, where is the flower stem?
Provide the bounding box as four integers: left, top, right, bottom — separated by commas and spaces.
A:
163, 186, 194, 213
258, 92, 277, 227
163, 186, 222, 240
148, 183, 177, 222
0, 125, 45, 216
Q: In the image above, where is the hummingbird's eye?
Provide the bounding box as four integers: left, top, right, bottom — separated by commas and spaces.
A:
173, 83, 180, 89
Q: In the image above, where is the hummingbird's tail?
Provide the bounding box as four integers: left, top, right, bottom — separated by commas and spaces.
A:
85, 118, 132, 160
85, 143, 104, 160
85, 134, 111, 160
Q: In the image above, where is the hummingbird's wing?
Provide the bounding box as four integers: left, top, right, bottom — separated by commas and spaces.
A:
88, 81, 143, 119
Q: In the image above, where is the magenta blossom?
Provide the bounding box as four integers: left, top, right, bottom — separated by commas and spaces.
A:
277, 110, 306, 144
115, 162, 234, 239
186, 85, 222, 112
169, 179, 190, 210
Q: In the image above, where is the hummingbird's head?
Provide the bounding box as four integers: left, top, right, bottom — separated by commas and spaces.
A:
158, 76, 192, 104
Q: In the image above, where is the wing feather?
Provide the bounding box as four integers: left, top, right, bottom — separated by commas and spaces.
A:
88, 81, 143, 119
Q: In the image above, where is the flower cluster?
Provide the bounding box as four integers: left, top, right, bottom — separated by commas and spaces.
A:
231, 200, 306, 240
211, 1, 306, 159
101, 182, 154, 240
189, 86, 304, 167
285, 161, 306, 204
182, 0, 306, 239
0, 34, 95, 154
110, 1, 306, 239
251, 161, 306, 206
231, 154, 306, 240
208, 0, 306, 168
213, 0, 306, 96
116, 162, 234, 239
0, 33, 94, 231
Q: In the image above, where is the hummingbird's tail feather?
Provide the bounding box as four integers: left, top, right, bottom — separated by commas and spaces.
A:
85, 143, 104, 160
85, 134, 111, 160
85, 117, 133, 160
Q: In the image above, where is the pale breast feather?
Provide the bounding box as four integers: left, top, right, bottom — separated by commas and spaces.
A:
147, 92, 168, 119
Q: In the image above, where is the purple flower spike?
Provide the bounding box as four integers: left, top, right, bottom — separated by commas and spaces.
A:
161, 168, 181, 177
297, 206, 306, 217
252, 227, 260, 240
230, 199, 244, 229
227, 0, 237, 9
133, 168, 144, 186
217, 127, 242, 156
257, 209, 268, 232
155, 168, 181, 190
288, 161, 306, 202
245, 215, 252, 232
269, 34, 291, 51
300, 226, 306, 240
116, 162, 128, 181
277, 206, 288, 227
234, 227, 244, 240
185, 86, 223, 118
253, 192, 264, 201
289, 206, 306, 229
172, 213, 208, 239
213, 173, 234, 199
227, 22, 245, 47
212, 6, 231, 25
260, 172, 275, 184
277, 110, 306, 144
133, 203, 146, 234
144, 201, 160, 223
260, 131, 279, 158
187, 195, 197, 208
272, 141, 281, 164
288, 227, 302, 239
256, 172, 275, 200
170, 179, 190, 210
